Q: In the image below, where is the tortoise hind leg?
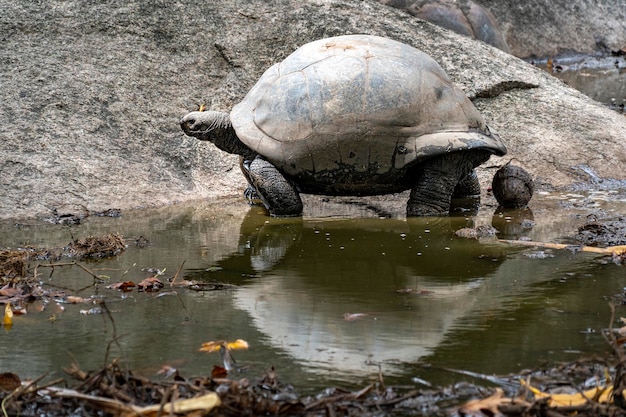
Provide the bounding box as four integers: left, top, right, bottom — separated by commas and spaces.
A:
243, 156, 303, 217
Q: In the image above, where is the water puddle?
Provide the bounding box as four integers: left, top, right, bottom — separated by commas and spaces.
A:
0, 191, 624, 393
533, 54, 626, 113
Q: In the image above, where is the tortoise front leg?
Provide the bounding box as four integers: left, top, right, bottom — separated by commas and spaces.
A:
239, 157, 263, 206
407, 152, 489, 216
406, 163, 458, 216
452, 169, 481, 198
243, 156, 303, 217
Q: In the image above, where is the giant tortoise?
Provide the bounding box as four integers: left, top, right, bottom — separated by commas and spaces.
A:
180, 34, 506, 216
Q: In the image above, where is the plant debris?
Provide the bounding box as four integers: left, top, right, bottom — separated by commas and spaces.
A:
1, 233, 126, 281
4, 302, 626, 416
65, 233, 126, 258
0, 234, 236, 332
2, 355, 626, 416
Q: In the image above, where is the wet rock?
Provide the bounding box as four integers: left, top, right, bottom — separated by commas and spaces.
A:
575, 219, 626, 247
455, 225, 498, 239
492, 164, 534, 208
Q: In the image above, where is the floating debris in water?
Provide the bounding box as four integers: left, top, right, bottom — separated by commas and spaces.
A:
524, 250, 556, 259
455, 225, 498, 239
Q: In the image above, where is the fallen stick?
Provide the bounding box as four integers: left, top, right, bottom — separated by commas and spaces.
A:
499, 239, 626, 256
42, 386, 220, 416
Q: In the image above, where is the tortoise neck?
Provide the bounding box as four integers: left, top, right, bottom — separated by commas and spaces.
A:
207, 112, 256, 160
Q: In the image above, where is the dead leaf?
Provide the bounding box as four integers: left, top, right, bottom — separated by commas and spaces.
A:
107, 281, 136, 292
227, 339, 249, 350
0, 286, 21, 297
200, 339, 249, 373
3, 303, 13, 327
0, 372, 21, 391
200, 339, 249, 353
457, 388, 527, 417
211, 365, 228, 379
12, 306, 26, 315
66, 296, 92, 304
137, 276, 164, 292
521, 379, 614, 406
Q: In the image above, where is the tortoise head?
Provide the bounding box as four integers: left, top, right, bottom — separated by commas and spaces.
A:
180, 110, 256, 158
179, 111, 231, 142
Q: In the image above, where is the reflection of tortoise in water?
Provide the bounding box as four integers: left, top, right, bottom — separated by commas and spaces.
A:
181, 35, 507, 216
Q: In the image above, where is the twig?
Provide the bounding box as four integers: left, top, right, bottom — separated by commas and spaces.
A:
36, 261, 107, 282
499, 239, 626, 256
168, 260, 191, 319
2, 373, 49, 417
100, 301, 129, 368
42, 386, 139, 416
170, 259, 186, 286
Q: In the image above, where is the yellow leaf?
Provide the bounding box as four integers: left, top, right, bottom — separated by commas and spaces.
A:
226, 339, 249, 350
3, 303, 13, 326
457, 388, 528, 416
199, 341, 224, 353
199, 339, 249, 353
521, 379, 614, 406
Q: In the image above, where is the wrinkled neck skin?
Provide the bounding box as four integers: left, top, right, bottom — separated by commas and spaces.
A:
183, 111, 256, 160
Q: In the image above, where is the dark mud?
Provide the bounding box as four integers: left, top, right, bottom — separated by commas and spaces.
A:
575, 219, 626, 247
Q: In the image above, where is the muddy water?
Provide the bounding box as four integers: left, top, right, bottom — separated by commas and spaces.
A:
1, 191, 625, 393
535, 55, 626, 112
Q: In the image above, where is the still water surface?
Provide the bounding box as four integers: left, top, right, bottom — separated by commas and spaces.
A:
535, 54, 626, 111
1, 191, 625, 393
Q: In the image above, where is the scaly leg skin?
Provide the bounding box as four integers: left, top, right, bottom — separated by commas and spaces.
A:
244, 156, 303, 217
407, 151, 490, 216
452, 169, 481, 198
239, 158, 261, 205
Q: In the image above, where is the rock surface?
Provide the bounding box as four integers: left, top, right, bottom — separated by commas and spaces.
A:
380, 0, 510, 52
1, 0, 625, 220
479, 0, 626, 58
380, 0, 626, 58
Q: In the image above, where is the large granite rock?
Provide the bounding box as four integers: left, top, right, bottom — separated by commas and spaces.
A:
379, 0, 510, 52
479, 0, 626, 58
379, 0, 626, 58
1, 0, 625, 220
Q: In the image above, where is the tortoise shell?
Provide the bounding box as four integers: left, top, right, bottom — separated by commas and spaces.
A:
230, 34, 506, 191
